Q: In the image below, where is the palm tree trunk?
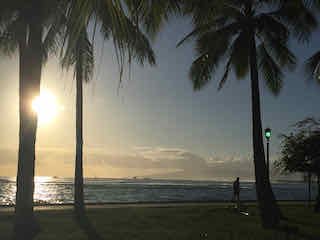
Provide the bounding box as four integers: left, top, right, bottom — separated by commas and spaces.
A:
308, 171, 312, 207
249, 31, 281, 228
14, 23, 42, 240
315, 174, 320, 212
74, 51, 85, 218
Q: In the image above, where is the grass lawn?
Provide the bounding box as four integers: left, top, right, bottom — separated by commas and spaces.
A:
0, 204, 319, 240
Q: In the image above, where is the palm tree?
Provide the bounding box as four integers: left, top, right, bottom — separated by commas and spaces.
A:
62, 28, 94, 218
0, 1, 67, 239
0, 1, 165, 236
177, 0, 300, 228
62, 0, 156, 219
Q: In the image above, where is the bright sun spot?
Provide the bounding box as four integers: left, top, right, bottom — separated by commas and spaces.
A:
32, 90, 62, 125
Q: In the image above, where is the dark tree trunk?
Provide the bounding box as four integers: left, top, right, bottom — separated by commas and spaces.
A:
308, 171, 312, 208
249, 31, 281, 228
14, 23, 42, 240
74, 50, 85, 218
315, 174, 320, 212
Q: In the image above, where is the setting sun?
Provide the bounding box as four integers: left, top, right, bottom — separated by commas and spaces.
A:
32, 90, 59, 125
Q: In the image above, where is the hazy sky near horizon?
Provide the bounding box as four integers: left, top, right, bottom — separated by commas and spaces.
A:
0, 16, 320, 180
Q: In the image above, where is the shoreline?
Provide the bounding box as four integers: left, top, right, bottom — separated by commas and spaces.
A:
0, 200, 312, 212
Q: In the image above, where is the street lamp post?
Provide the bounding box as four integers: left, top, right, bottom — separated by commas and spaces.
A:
265, 128, 271, 180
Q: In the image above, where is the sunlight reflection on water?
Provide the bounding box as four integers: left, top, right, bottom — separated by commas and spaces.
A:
0, 176, 73, 205
34, 180, 61, 204
0, 177, 318, 205
0, 182, 16, 205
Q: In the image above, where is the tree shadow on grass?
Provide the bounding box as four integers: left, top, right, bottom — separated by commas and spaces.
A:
75, 214, 104, 240
286, 218, 320, 230
275, 225, 320, 240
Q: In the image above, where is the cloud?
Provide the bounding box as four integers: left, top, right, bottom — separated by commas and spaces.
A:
0, 146, 256, 180
206, 155, 255, 180
132, 146, 187, 161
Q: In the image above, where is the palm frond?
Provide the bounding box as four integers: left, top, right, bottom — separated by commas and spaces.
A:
258, 43, 284, 96
183, 0, 244, 26
263, 39, 296, 71
182, 0, 221, 25
62, 0, 95, 62
123, 18, 156, 66
0, 17, 23, 56
189, 25, 235, 91
189, 53, 217, 91
42, 12, 66, 63
176, 22, 214, 48
125, 0, 182, 39
257, 14, 289, 42
218, 57, 232, 90
229, 30, 250, 80
270, 0, 318, 43
80, 31, 94, 83
0, 31, 18, 56
257, 16, 296, 71
176, 16, 238, 48
305, 50, 320, 82
62, 28, 94, 84
62, 0, 156, 87
63, 0, 156, 87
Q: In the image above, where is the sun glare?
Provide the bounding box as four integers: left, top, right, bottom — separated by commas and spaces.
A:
32, 90, 61, 125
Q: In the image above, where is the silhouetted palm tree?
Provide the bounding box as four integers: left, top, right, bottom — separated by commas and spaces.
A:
177, 0, 300, 228
0, 1, 66, 239
0, 1, 166, 236
62, 28, 94, 218
62, 1, 156, 219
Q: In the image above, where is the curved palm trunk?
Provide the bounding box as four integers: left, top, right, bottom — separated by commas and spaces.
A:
249, 32, 281, 228
74, 52, 85, 218
14, 24, 42, 240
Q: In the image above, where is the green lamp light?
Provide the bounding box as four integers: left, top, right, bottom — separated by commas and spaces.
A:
265, 128, 271, 140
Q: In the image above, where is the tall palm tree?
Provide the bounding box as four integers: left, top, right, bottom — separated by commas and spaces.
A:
0, 1, 67, 239
177, 0, 300, 228
0, 1, 164, 236
62, 28, 94, 218
62, 0, 156, 219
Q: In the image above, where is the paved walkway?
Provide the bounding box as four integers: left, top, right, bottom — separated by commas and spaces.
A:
0, 200, 309, 212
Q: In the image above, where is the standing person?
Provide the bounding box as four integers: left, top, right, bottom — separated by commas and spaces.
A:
233, 177, 240, 209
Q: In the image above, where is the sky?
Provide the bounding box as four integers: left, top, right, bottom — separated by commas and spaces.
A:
0, 16, 320, 181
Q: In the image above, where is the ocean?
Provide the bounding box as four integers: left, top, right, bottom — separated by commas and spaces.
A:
0, 177, 318, 206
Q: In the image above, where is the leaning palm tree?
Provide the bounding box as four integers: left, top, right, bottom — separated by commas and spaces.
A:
0, 1, 67, 239
177, 0, 300, 228
62, 0, 156, 219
